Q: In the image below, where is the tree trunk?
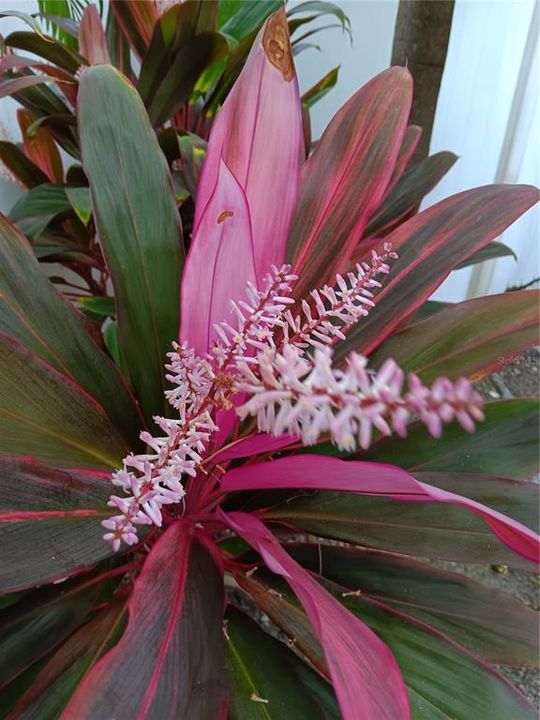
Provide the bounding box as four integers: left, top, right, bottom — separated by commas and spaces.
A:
392, 0, 455, 162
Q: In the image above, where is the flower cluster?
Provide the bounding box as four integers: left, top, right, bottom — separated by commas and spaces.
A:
103, 243, 484, 550
282, 243, 398, 350
235, 345, 485, 451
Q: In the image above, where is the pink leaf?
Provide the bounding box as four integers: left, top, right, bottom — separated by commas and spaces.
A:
79, 5, 111, 65
181, 157, 256, 353
210, 432, 297, 465
220, 455, 539, 562
222, 510, 410, 720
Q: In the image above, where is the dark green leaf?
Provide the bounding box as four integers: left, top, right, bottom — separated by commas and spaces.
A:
0, 141, 49, 188
218, 0, 281, 39
0, 214, 142, 445
456, 241, 517, 269
78, 65, 184, 423
301, 66, 339, 108
9, 183, 72, 222
78, 296, 115, 318
5, 31, 87, 74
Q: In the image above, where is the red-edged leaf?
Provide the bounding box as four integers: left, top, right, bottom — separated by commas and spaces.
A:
223, 510, 410, 720
289, 543, 538, 666
0, 335, 128, 470
63, 525, 226, 720
286, 66, 413, 298
7, 600, 126, 719
0, 74, 56, 99
220, 455, 539, 562
17, 109, 63, 184
110, 0, 158, 58
363, 150, 458, 238
4, 31, 86, 74
0, 141, 49, 187
0, 458, 113, 592
0, 214, 142, 446
181, 157, 256, 354
79, 5, 111, 65
370, 290, 540, 383
338, 184, 539, 358
383, 124, 422, 196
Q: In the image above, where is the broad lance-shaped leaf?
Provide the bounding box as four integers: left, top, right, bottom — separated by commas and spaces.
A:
226, 606, 331, 719
17, 108, 63, 184
338, 184, 538, 359
182, 9, 302, 350
222, 511, 410, 720
110, 0, 158, 58
78, 65, 184, 423
79, 5, 111, 65
0, 336, 128, 471
0, 214, 142, 445
286, 66, 413, 299
288, 544, 538, 666
6, 601, 126, 720
0, 140, 49, 187
181, 158, 256, 354
63, 526, 226, 720
220, 455, 539, 562
239, 570, 536, 720
365, 399, 539, 478
0, 459, 113, 592
370, 290, 539, 383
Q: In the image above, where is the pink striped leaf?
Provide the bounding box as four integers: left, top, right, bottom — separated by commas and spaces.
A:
383, 124, 422, 197
220, 455, 539, 562
0, 458, 113, 593
110, 0, 157, 58
286, 66, 413, 299
63, 524, 226, 720
181, 157, 256, 354
222, 510, 410, 720
188, 8, 303, 287
79, 5, 111, 65
338, 184, 539, 359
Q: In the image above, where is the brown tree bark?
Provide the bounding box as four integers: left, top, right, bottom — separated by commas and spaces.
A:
391, 0, 455, 162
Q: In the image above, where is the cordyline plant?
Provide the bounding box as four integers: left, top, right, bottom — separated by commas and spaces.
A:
0, 8, 539, 720
0, 0, 346, 311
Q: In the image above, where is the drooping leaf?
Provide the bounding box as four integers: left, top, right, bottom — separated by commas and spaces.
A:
4, 31, 87, 74
63, 526, 226, 719
218, 0, 281, 39
0, 335, 128, 469
365, 399, 539, 478
289, 543, 538, 666
226, 606, 326, 718
9, 184, 71, 222
370, 290, 539, 382
78, 65, 184, 423
338, 185, 539, 358
286, 67, 413, 299
0, 214, 142, 445
240, 570, 536, 720
364, 151, 458, 237
78, 4, 110, 65
456, 240, 517, 269
223, 511, 410, 720
0, 458, 113, 592
221, 455, 539, 562
301, 65, 339, 108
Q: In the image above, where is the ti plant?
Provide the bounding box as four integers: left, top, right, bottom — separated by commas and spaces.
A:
0, 7, 539, 720
0, 0, 348, 309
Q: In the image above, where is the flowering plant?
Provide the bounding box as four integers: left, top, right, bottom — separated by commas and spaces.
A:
0, 7, 539, 720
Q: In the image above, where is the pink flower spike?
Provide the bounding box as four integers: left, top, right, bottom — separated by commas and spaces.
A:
190, 8, 302, 286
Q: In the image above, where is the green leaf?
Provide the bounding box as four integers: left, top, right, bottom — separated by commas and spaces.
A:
239, 571, 536, 720
456, 240, 517, 269
226, 607, 328, 718
5, 31, 87, 74
9, 183, 72, 222
0, 336, 128, 469
0, 214, 141, 446
78, 65, 184, 423
218, 0, 281, 39
0, 458, 114, 592
65, 185, 91, 224
365, 399, 539, 478
370, 290, 539, 383
289, 543, 538, 666
301, 66, 339, 108
78, 296, 115, 318
0, 141, 49, 188
265, 474, 536, 568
